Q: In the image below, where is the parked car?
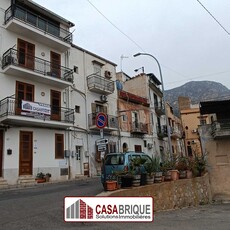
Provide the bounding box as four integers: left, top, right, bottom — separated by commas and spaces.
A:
101, 151, 152, 188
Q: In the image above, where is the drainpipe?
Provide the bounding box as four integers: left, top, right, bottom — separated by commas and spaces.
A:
83, 51, 90, 177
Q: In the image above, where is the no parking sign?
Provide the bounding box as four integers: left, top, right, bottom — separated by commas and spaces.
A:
96, 112, 107, 129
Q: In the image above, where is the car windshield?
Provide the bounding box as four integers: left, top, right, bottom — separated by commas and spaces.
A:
105, 154, 124, 165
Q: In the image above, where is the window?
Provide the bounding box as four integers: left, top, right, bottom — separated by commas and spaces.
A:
16, 81, 34, 115
109, 142, 117, 153
122, 114, 127, 122
144, 140, 147, 147
93, 64, 102, 76
187, 146, 192, 157
75, 105, 80, 113
74, 66, 79, 73
55, 134, 64, 159
18, 39, 35, 70
50, 51, 61, 78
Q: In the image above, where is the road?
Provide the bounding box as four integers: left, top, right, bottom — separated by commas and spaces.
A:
0, 177, 230, 230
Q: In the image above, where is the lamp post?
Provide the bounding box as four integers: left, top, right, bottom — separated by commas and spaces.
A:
133, 52, 173, 157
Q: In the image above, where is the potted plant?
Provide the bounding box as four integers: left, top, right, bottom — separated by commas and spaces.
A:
35, 172, 46, 183
130, 157, 142, 187
151, 155, 162, 183
144, 157, 155, 185
105, 174, 117, 191
45, 173, 51, 182
186, 157, 194, 179
176, 156, 188, 179
192, 154, 208, 177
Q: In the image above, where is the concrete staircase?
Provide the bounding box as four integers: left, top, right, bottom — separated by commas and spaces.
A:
17, 175, 36, 187
0, 178, 8, 189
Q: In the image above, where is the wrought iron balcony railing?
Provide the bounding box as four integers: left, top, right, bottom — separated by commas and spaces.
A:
154, 102, 165, 116
5, 4, 72, 43
130, 121, 148, 134
88, 113, 118, 129
157, 125, 168, 139
2, 48, 73, 83
0, 96, 74, 124
87, 74, 114, 95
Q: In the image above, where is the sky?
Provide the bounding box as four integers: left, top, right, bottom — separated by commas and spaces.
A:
33, 0, 230, 90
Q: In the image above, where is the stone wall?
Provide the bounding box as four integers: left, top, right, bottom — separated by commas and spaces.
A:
103, 173, 212, 212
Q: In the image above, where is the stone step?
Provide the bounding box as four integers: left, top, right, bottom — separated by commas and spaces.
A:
0, 178, 8, 189
18, 176, 36, 186
75, 174, 89, 179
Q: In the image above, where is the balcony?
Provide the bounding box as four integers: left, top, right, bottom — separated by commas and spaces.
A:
87, 74, 114, 95
170, 127, 182, 138
211, 120, 230, 139
4, 4, 72, 52
155, 103, 165, 116
157, 125, 168, 139
130, 122, 148, 134
88, 113, 118, 131
0, 96, 74, 129
2, 48, 73, 89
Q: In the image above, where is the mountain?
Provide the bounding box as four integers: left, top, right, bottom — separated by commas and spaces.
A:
165, 81, 230, 114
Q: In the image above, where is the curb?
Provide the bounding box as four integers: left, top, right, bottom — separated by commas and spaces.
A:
0, 176, 98, 192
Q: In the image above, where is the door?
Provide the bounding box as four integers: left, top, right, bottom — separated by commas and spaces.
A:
18, 39, 35, 70
134, 145, 142, 152
19, 131, 33, 175
15, 81, 34, 115
51, 90, 61, 121
50, 51, 61, 78
0, 131, 3, 177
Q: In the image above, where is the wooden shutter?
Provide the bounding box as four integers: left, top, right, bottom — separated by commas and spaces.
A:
51, 90, 61, 121
50, 51, 61, 78
55, 134, 64, 159
18, 39, 35, 69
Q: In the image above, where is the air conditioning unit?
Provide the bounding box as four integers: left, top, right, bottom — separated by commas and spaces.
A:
100, 95, 107, 102
147, 143, 153, 149
104, 70, 112, 78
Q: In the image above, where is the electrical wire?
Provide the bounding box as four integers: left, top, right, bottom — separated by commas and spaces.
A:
86, 0, 188, 80
196, 0, 230, 35
86, 0, 145, 51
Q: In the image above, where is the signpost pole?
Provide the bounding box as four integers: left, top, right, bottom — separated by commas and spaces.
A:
100, 129, 104, 139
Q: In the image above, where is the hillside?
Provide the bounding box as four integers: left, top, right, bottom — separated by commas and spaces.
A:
165, 81, 230, 114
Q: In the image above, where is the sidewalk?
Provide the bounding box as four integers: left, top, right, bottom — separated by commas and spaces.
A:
0, 175, 96, 191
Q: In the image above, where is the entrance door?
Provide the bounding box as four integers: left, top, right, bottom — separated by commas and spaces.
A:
51, 90, 61, 121
0, 131, 3, 177
19, 131, 33, 175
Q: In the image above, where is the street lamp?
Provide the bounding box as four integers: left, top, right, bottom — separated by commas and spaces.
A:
133, 52, 173, 157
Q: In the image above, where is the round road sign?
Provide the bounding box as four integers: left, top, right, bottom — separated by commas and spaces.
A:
96, 112, 107, 129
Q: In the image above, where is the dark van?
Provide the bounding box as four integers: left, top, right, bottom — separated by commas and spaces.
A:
101, 151, 152, 188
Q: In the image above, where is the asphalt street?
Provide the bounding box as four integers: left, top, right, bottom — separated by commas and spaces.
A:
0, 178, 229, 230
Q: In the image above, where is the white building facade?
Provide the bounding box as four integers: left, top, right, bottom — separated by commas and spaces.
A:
0, 0, 75, 185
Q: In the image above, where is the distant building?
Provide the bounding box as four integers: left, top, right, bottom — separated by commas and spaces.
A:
178, 97, 207, 157
199, 99, 230, 201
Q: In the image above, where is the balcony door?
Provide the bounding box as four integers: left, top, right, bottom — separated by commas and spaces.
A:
51, 90, 61, 121
50, 51, 61, 78
19, 131, 33, 175
18, 39, 35, 70
16, 81, 34, 115
0, 131, 3, 177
